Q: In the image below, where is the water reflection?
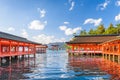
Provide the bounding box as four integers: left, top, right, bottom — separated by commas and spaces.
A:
68, 56, 120, 80
0, 51, 120, 80
0, 56, 35, 80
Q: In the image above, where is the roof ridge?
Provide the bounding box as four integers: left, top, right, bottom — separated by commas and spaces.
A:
75, 34, 119, 37
0, 31, 27, 40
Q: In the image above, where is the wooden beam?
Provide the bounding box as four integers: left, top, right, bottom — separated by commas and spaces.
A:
9, 40, 11, 56
0, 39, 2, 56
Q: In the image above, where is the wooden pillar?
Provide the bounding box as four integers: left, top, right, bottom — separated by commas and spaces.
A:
28, 46, 30, 54
118, 44, 120, 54
9, 56, 12, 64
23, 45, 25, 58
0, 58, 1, 66
105, 54, 107, 59
0, 39, 1, 65
45, 48, 46, 53
93, 47, 95, 56
113, 54, 115, 62
108, 54, 110, 60
118, 55, 120, 63
22, 55, 24, 59
9, 40, 12, 56
17, 42, 19, 55
109, 46, 110, 53
33, 44, 35, 58
104, 54, 106, 59
78, 45, 80, 53
23, 45, 25, 53
17, 56, 20, 67
28, 54, 29, 59
113, 45, 114, 53
72, 45, 74, 51
33, 44, 35, 53
102, 53, 104, 58
34, 54, 36, 67
34, 53, 36, 58
28, 54, 30, 67
0, 39, 1, 56
106, 54, 108, 59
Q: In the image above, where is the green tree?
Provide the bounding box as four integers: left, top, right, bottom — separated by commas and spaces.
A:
105, 23, 117, 34
116, 23, 120, 34
96, 24, 105, 34
80, 30, 87, 35
88, 29, 96, 35
64, 44, 71, 50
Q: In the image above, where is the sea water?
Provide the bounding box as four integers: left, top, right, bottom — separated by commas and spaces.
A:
0, 50, 119, 80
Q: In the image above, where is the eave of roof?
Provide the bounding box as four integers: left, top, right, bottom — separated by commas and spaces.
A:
74, 34, 119, 37
0, 31, 41, 45
66, 34, 119, 44
100, 36, 120, 44
66, 42, 100, 44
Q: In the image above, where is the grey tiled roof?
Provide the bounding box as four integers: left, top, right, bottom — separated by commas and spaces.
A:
0, 31, 41, 44
66, 34, 119, 44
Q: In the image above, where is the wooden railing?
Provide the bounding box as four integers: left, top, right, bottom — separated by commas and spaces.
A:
68, 50, 102, 53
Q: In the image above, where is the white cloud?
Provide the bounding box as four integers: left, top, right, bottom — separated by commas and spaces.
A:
64, 22, 69, 24
0, 27, 14, 34
59, 26, 82, 35
21, 29, 28, 38
84, 18, 102, 26
32, 34, 66, 44
116, 0, 120, 6
8, 27, 15, 31
54, 38, 66, 43
69, 1, 75, 11
40, 9, 46, 18
115, 13, 120, 21
59, 26, 67, 31
97, 0, 110, 10
28, 20, 47, 30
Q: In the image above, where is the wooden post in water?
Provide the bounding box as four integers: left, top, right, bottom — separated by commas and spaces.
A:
22, 55, 24, 59
34, 53, 36, 58
106, 54, 108, 59
118, 55, 120, 63
112, 54, 115, 62
28, 54, 30, 59
9, 56, 11, 64
104, 54, 106, 59
108, 54, 110, 60
16, 56, 19, 68
102, 53, 104, 59
0, 58, 1, 66
105, 54, 107, 59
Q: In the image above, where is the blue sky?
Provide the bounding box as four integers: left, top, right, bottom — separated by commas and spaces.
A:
0, 0, 120, 44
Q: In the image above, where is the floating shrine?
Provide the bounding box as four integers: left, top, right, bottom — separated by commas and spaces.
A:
66, 34, 120, 59
51, 44, 59, 50
0, 31, 47, 63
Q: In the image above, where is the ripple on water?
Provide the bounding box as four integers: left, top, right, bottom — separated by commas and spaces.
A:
0, 50, 112, 80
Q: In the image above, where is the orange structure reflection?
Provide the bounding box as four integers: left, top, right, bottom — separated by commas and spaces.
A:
0, 57, 36, 80
68, 56, 120, 80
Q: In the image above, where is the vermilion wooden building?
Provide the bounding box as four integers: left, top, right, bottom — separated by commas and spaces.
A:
36, 45, 48, 53
66, 34, 119, 56
51, 44, 59, 50
0, 31, 47, 61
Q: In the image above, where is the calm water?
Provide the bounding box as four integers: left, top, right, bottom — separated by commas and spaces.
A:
0, 50, 120, 80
